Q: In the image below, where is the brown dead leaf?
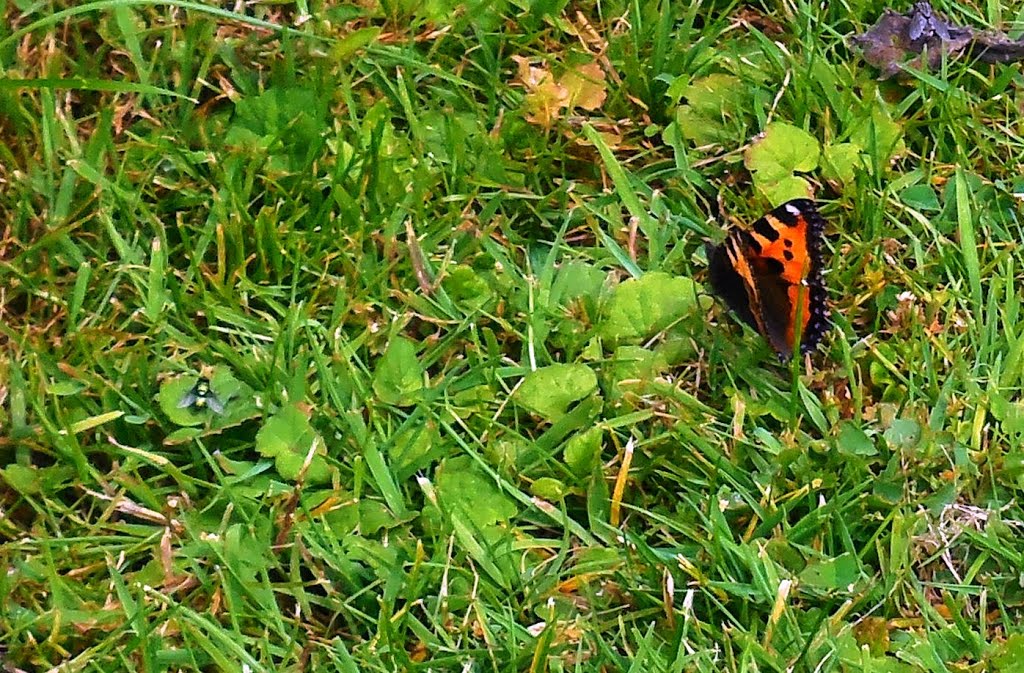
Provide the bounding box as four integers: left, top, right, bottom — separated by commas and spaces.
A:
562, 62, 607, 111
513, 57, 608, 127
408, 639, 430, 662
734, 7, 785, 36
594, 128, 622, 148
851, 2, 1024, 79
513, 56, 569, 127
567, 11, 609, 52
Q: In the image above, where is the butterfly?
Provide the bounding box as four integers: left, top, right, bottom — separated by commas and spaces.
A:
706, 198, 830, 360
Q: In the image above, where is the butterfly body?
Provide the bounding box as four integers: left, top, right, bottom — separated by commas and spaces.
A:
706, 199, 829, 360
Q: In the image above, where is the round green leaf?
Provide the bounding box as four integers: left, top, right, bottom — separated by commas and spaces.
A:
745, 122, 820, 177
599, 272, 700, 345
158, 369, 250, 427
443, 265, 493, 309
883, 419, 921, 450
798, 553, 861, 591
514, 363, 598, 421
837, 422, 877, 456
756, 175, 814, 205
436, 456, 518, 527
48, 380, 87, 396
372, 336, 425, 406
256, 404, 317, 457
683, 74, 745, 115
549, 260, 605, 308
822, 142, 862, 186
1, 465, 42, 495
899, 184, 941, 212
256, 405, 330, 485
992, 634, 1024, 672
274, 451, 331, 485
849, 108, 905, 164
530, 477, 569, 501
563, 426, 603, 477
158, 376, 205, 426
605, 345, 669, 401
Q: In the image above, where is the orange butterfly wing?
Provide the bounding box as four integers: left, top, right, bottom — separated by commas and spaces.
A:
707, 199, 829, 360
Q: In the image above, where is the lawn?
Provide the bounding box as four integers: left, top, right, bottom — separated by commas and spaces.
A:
3, 1, 1024, 671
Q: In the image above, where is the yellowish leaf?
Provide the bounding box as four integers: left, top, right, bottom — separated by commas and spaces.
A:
513, 56, 569, 127
562, 62, 606, 111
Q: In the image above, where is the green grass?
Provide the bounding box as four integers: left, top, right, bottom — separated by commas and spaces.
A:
4, 0, 1024, 670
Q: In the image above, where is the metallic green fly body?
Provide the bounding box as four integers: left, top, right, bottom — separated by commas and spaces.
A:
177, 377, 226, 414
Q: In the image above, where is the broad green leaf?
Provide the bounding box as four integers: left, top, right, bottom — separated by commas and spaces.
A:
883, 419, 922, 451
388, 424, 443, 479
563, 426, 603, 477
899, 184, 941, 212
164, 427, 203, 444
329, 26, 382, 61
486, 436, 531, 472
255, 404, 331, 485
661, 73, 690, 106
822, 142, 862, 186
656, 332, 701, 365
849, 107, 905, 165
224, 522, 268, 575
837, 421, 877, 456
745, 122, 820, 178
514, 363, 598, 421
48, 380, 87, 396
443, 265, 493, 309
605, 345, 669, 402
450, 383, 495, 410
530, 477, 569, 501
159, 376, 205, 427
372, 336, 425, 406
798, 552, 860, 591
746, 123, 820, 205
222, 523, 276, 612
436, 456, 517, 528
321, 500, 360, 536
1, 465, 42, 495
672, 107, 731, 145
683, 74, 745, 115
549, 260, 605, 308
274, 450, 331, 485
225, 86, 326, 172
548, 262, 605, 352
599, 272, 700, 344
765, 538, 806, 573
996, 401, 1024, 436
255, 404, 315, 458
157, 369, 250, 427
671, 74, 753, 145
992, 633, 1024, 672
608, 345, 667, 381
358, 499, 400, 535
757, 175, 814, 206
